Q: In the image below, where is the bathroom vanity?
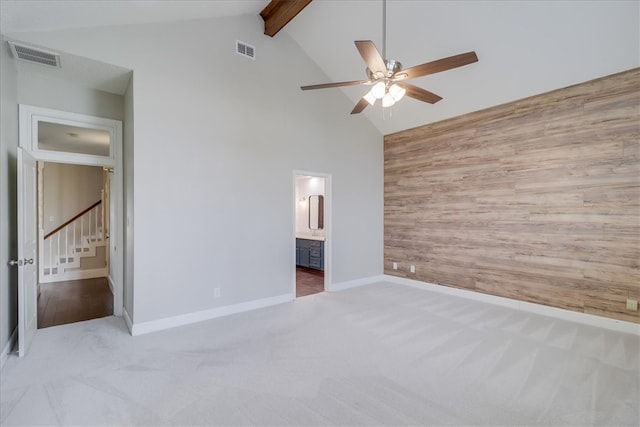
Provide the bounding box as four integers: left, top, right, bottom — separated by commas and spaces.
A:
296, 236, 324, 271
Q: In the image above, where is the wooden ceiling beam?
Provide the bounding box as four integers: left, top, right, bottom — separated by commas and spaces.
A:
260, 0, 313, 37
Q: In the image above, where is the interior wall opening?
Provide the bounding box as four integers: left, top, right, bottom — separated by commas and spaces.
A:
37, 161, 113, 328
295, 174, 326, 298
16, 104, 124, 358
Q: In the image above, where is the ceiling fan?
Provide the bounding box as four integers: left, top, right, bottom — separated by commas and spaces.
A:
300, 1, 478, 115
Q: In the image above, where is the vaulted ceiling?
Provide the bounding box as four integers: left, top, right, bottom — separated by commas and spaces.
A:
1, 0, 638, 135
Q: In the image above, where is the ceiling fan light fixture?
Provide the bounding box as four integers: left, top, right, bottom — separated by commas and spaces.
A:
389, 84, 406, 102
363, 90, 377, 106
371, 81, 386, 99
382, 92, 396, 108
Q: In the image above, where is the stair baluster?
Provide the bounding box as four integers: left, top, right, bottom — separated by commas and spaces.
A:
39, 200, 107, 283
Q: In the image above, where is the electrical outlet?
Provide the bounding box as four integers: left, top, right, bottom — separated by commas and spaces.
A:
214, 288, 221, 298
410, 265, 416, 273
392, 262, 398, 270
626, 299, 638, 311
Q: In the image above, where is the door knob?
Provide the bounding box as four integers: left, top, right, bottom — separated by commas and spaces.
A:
8, 259, 33, 267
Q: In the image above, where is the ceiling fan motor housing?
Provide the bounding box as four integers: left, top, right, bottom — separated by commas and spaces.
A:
367, 59, 403, 80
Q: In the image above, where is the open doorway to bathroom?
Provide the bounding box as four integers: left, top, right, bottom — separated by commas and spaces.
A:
295, 174, 326, 297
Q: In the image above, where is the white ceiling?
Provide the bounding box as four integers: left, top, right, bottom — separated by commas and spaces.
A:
1, 0, 638, 135
0, 0, 268, 33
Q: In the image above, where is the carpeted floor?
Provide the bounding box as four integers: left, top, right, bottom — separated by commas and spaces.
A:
1, 281, 638, 426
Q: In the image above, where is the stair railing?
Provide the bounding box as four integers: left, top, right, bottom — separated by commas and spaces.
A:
40, 200, 103, 281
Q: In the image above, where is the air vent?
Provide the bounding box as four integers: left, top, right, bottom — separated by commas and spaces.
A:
236, 40, 255, 60
8, 41, 61, 68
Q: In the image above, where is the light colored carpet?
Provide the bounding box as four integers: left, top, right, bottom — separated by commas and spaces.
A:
1, 281, 639, 426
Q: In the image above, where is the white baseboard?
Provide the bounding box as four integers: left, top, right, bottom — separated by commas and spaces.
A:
1, 327, 18, 370
329, 275, 385, 292
122, 307, 133, 335
40, 267, 108, 284
383, 275, 640, 336
130, 293, 294, 336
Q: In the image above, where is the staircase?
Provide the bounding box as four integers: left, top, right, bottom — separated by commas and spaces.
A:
39, 201, 108, 283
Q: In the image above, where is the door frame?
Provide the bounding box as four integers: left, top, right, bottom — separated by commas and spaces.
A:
19, 105, 124, 318
37, 161, 110, 284
293, 170, 331, 296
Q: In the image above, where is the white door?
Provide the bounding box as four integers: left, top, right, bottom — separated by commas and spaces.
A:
17, 147, 38, 357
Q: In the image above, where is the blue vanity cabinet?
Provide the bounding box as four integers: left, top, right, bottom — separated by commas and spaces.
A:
296, 238, 324, 270
298, 243, 310, 268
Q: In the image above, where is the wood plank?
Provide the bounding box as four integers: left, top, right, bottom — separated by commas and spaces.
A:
384, 68, 640, 323
260, 0, 313, 37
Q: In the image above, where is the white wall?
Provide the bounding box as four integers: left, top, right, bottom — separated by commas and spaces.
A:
0, 39, 128, 355
16, 66, 124, 121
0, 36, 19, 364
6, 14, 384, 326
42, 162, 103, 235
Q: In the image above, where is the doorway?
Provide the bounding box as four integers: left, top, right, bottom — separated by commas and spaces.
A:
294, 173, 329, 297
37, 161, 113, 328
16, 105, 123, 356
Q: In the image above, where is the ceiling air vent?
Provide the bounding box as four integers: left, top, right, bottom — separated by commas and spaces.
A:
8, 41, 61, 68
236, 40, 255, 60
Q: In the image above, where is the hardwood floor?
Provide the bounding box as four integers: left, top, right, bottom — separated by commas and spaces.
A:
37, 277, 113, 329
296, 267, 324, 297
37, 271, 321, 329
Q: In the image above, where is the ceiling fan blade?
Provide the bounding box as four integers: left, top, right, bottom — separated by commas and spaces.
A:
398, 51, 478, 80
397, 83, 443, 104
350, 98, 370, 115
355, 40, 387, 75
301, 80, 369, 90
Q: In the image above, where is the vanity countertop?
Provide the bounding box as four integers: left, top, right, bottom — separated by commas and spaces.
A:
296, 233, 325, 242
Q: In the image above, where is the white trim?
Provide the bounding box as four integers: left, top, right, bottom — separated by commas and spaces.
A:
1, 327, 17, 370
329, 275, 385, 292
384, 275, 640, 336
130, 293, 294, 336
18, 104, 124, 322
19, 105, 117, 165
40, 268, 108, 283
122, 306, 133, 335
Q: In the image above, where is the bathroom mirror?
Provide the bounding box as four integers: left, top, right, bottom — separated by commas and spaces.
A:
309, 195, 324, 230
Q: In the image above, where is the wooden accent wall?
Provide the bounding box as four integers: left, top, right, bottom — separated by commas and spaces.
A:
384, 68, 640, 323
